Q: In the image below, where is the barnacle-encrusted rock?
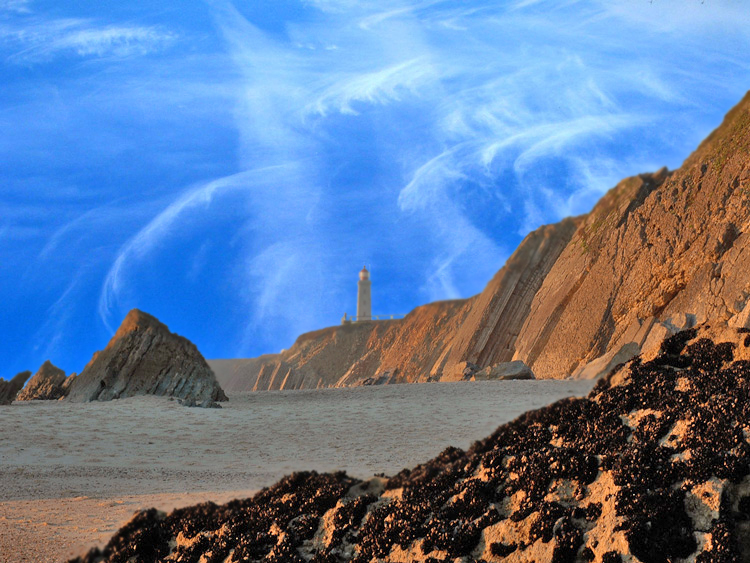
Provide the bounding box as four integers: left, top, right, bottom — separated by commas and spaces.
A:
66, 309, 227, 405
71, 324, 750, 562
16, 360, 73, 401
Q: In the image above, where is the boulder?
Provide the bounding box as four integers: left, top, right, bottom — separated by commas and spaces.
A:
178, 397, 222, 409
473, 360, 535, 380
17, 360, 70, 401
453, 361, 479, 380
0, 371, 31, 405
571, 342, 641, 380
66, 309, 227, 405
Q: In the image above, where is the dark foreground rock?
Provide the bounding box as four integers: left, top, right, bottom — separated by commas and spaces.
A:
71, 324, 750, 562
66, 309, 227, 405
0, 371, 31, 405
16, 360, 73, 401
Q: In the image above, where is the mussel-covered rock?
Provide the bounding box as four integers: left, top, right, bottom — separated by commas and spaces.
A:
71, 325, 750, 562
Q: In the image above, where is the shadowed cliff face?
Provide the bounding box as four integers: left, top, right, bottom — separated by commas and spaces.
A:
214, 90, 750, 390
0, 371, 31, 405
70, 324, 750, 562
67, 309, 227, 403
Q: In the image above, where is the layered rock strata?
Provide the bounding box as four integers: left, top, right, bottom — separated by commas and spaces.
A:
216, 90, 750, 389
71, 324, 750, 562
66, 309, 227, 404
0, 371, 31, 405
210, 215, 578, 392
16, 360, 74, 401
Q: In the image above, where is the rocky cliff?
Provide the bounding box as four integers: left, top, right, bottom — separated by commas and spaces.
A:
0, 371, 31, 405
511, 92, 750, 378
66, 309, 227, 404
71, 324, 750, 562
16, 360, 74, 401
214, 90, 750, 389
211, 216, 578, 392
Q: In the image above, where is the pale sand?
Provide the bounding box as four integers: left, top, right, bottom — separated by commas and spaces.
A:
0, 380, 594, 562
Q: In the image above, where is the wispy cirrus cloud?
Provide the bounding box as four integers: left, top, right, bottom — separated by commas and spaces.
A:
204, 0, 750, 315
97, 162, 326, 345
0, 0, 30, 13
6, 0, 750, 376
98, 169, 257, 332
307, 57, 437, 116
1, 16, 176, 63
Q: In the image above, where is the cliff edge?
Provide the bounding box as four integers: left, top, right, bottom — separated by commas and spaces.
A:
214, 90, 750, 389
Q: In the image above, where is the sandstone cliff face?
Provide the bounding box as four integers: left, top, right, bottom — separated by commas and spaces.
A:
211, 299, 471, 392
66, 309, 227, 404
213, 215, 577, 392
514, 91, 750, 378
71, 325, 750, 562
441, 216, 582, 379
0, 371, 31, 405
215, 90, 750, 388
16, 360, 72, 401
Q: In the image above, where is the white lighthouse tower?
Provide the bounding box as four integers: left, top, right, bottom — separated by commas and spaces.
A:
357, 266, 372, 321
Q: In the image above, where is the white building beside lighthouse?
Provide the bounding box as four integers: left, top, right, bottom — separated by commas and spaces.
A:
357, 266, 372, 321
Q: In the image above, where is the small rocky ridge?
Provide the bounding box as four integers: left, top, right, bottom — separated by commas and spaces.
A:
0, 371, 31, 405
66, 309, 227, 405
16, 360, 74, 401
71, 323, 750, 562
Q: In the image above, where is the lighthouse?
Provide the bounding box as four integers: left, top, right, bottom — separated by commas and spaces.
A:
357, 266, 372, 321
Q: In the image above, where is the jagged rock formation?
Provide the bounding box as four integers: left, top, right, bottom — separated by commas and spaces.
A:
16, 360, 74, 401
0, 371, 31, 405
66, 309, 227, 404
71, 324, 750, 562
214, 90, 750, 389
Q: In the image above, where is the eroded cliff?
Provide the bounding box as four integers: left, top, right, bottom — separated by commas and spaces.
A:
214, 90, 750, 389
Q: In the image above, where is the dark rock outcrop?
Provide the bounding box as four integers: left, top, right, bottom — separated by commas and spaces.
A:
0, 371, 31, 405
71, 324, 750, 562
66, 309, 227, 404
16, 360, 72, 401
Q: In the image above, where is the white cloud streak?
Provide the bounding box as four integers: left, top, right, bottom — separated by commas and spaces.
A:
1, 16, 176, 63
75, 0, 750, 355
0, 0, 30, 14
307, 57, 437, 116
98, 166, 294, 332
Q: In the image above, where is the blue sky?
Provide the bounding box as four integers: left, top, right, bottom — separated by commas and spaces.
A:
2, 0, 750, 378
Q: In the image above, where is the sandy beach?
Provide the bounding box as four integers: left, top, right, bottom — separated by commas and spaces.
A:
0, 380, 593, 562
